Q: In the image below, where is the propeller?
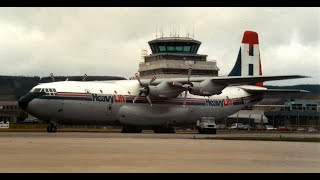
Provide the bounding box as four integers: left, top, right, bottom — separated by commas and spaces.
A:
132, 73, 156, 106
172, 65, 193, 107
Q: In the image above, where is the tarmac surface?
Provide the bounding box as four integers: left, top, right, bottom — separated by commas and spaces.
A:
0, 132, 319, 172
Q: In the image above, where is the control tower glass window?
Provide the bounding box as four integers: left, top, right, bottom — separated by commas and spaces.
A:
159, 46, 166, 52
176, 46, 183, 51
148, 39, 201, 54
167, 46, 174, 51
152, 44, 199, 53
183, 46, 191, 52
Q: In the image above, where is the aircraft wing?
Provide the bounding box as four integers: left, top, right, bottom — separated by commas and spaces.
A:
142, 75, 309, 86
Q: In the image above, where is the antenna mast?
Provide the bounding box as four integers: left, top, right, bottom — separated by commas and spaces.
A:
192, 24, 195, 39
161, 25, 164, 37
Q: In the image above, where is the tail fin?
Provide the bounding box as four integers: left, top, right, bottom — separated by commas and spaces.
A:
228, 31, 263, 87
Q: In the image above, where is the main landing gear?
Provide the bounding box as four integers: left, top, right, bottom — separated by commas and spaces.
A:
153, 126, 175, 133
121, 126, 143, 133
47, 122, 57, 133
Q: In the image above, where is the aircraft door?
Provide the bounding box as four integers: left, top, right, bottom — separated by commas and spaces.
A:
106, 104, 112, 116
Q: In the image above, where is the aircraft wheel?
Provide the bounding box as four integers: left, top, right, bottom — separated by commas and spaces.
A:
51, 126, 57, 133
121, 126, 142, 133
153, 127, 175, 134
47, 123, 57, 133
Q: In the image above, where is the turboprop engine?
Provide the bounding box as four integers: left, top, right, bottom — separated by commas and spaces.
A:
132, 74, 184, 106
188, 79, 225, 96
148, 81, 183, 98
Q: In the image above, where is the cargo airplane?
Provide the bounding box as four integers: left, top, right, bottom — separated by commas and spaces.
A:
18, 31, 310, 133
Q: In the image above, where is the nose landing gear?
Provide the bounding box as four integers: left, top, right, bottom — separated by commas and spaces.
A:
47, 122, 57, 133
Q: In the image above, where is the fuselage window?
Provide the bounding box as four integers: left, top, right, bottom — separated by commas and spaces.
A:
128, 91, 131, 94
100, 90, 103, 93
114, 90, 117, 94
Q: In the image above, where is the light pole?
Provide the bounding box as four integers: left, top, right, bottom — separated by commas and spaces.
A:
224, 117, 227, 130
261, 115, 264, 131
273, 114, 275, 129
237, 114, 239, 124
248, 114, 251, 131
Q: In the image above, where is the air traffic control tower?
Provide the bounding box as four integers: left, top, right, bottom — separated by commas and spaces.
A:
138, 36, 220, 79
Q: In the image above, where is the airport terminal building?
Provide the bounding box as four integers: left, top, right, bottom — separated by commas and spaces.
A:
218, 101, 320, 129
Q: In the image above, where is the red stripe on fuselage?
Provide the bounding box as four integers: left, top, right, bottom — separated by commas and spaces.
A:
57, 93, 91, 97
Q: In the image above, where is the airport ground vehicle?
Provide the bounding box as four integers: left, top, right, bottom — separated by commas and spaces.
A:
216, 124, 226, 129
265, 125, 275, 130
196, 117, 217, 134
20, 118, 40, 123
306, 127, 317, 132
229, 123, 246, 130
277, 126, 287, 131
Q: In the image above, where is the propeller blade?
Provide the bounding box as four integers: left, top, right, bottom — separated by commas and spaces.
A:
148, 76, 156, 85
183, 90, 188, 107
133, 91, 143, 103
187, 65, 192, 84
146, 96, 152, 106
135, 73, 143, 86
132, 96, 139, 103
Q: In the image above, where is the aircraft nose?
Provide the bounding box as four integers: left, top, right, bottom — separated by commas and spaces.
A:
18, 92, 45, 110
18, 97, 28, 110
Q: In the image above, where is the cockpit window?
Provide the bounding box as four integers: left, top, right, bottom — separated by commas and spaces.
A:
33, 88, 41, 92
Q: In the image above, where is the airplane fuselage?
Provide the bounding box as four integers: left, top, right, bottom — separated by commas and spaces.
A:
25, 80, 263, 127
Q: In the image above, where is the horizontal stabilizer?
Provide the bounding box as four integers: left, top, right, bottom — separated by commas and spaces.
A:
210, 75, 309, 85
240, 86, 311, 95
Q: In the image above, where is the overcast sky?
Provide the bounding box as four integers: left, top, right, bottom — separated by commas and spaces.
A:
0, 7, 319, 85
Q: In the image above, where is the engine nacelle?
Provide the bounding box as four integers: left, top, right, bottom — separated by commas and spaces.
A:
148, 81, 183, 98
189, 79, 226, 96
